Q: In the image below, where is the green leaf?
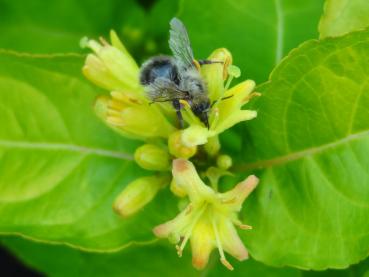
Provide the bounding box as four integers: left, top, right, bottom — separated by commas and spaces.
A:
319, 0, 369, 38
0, 0, 120, 53
235, 29, 369, 269
178, 0, 324, 82
2, 237, 301, 277
0, 0, 163, 56
0, 51, 177, 250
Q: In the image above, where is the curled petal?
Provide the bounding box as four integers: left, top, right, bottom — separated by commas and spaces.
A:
172, 159, 215, 204
153, 206, 189, 239
221, 175, 259, 211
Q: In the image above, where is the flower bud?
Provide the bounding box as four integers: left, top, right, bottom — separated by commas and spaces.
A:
168, 131, 197, 159
113, 175, 169, 217
134, 144, 170, 171
217, 154, 233, 170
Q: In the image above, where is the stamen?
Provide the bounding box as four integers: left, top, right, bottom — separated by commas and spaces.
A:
221, 197, 237, 204
224, 76, 234, 91
212, 217, 234, 271
238, 224, 252, 230
243, 92, 261, 103
106, 116, 124, 126
99, 36, 109, 46
108, 99, 124, 110
233, 219, 252, 230
221, 258, 234, 271
107, 109, 121, 117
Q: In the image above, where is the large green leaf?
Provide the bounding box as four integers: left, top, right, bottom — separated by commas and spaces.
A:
234, 29, 369, 269
0, 0, 177, 58
1, 237, 301, 277
0, 0, 122, 53
319, 0, 369, 38
178, 0, 324, 83
0, 51, 178, 250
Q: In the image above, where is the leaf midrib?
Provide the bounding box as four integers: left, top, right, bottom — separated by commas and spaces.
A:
234, 129, 369, 171
0, 140, 133, 161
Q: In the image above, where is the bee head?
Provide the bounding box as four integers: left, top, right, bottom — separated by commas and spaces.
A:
191, 99, 210, 129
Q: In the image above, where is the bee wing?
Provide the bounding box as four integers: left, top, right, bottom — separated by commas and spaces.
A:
169, 18, 195, 68
147, 77, 189, 102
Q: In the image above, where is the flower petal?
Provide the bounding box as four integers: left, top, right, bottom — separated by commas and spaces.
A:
221, 175, 259, 211
213, 110, 257, 135
172, 159, 215, 204
95, 96, 175, 139
201, 48, 232, 101
218, 216, 248, 261
191, 218, 215, 270
83, 54, 129, 92
181, 125, 210, 147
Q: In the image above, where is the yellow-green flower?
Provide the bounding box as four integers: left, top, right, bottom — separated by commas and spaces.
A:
181, 48, 258, 148
153, 159, 259, 270
82, 31, 175, 140
82, 32, 257, 146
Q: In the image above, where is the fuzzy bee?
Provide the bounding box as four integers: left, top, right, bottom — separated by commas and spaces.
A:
139, 18, 220, 129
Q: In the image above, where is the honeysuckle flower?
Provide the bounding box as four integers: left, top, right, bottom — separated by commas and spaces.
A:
83, 31, 176, 140
83, 32, 257, 144
180, 49, 258, 147
153, 159, 259, 270
113, 175, 170, 217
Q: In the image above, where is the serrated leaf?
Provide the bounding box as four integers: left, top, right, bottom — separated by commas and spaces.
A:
319, 0, 369, 38
0, 51, 177, 250
234, 29, 369, 269
178, 0, 324, 82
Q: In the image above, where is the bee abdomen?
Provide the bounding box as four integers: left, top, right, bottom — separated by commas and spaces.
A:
139, 56, 180, 86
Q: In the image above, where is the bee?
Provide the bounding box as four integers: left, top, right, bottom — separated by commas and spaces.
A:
139, 18, 220, 129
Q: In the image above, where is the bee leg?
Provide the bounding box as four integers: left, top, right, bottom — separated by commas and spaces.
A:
172, 99, 184, 129
198, 59, 224, 66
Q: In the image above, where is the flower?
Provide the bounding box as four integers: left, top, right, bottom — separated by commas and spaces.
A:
153, 159, 259, 270
82, 31, 175, 140
180, 49, 259, 148
82, 32, 258, 147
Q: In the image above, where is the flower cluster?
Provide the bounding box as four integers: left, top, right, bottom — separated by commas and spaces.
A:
82, 30, 259, 270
